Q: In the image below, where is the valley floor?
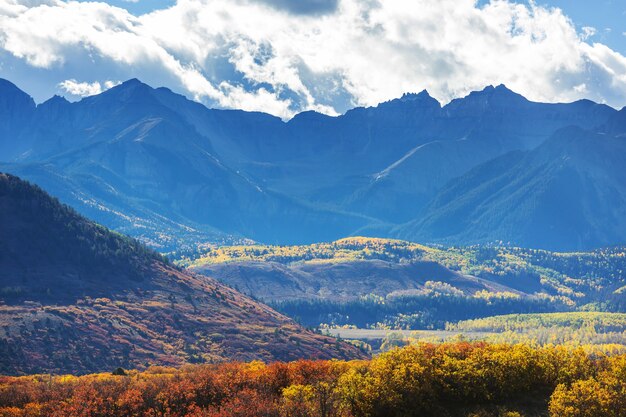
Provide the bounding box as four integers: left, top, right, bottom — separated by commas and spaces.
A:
324, 312, 626, 354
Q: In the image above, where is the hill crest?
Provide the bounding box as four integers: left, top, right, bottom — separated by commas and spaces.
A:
0, 173, 365, 375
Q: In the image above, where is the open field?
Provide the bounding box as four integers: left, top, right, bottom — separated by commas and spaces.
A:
324, 328, 491, 340
324, 312, 626, 354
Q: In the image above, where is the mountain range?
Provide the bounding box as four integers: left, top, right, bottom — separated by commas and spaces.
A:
0, 78, 624, 251
0, 173, 363, 375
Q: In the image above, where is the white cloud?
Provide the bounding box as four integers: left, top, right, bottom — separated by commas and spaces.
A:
1, 0, 626, 118
58, 78, 120, 97
581, 26, 596, 40
103, 80, 122, 89
58, 79, 103, 96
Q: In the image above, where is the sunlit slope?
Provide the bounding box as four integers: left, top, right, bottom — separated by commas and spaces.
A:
0, 173, 365, 375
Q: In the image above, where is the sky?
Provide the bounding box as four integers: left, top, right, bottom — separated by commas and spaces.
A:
0, 0, 625, 119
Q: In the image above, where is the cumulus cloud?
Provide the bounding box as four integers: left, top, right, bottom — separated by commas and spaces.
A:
58, 79, 120, 97
1, 0, 626, 118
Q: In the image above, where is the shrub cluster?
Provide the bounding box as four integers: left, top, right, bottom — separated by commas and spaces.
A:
0, 342, 624, 417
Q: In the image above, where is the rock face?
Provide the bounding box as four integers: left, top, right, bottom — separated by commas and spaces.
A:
0, 173, 365, 375
0, 78, 623, 250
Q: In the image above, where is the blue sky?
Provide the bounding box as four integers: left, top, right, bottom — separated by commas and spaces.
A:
75, 0, 175, 15
2, 0, 626, 118
502, 0, 626, 54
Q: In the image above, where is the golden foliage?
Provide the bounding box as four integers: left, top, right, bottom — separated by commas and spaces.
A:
1, 342, 624, 417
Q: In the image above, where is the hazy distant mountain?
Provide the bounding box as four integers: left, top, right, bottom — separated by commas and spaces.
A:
0, 79, 36, 158
0, 78, 623, 250
0, 79, 371, 250
599, 106, 626, 137
340, 85, 615, 222
0, 173, 363, 374
397, 116, 626, 250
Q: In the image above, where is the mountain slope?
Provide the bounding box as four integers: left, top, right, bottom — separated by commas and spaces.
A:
186, 238, 535, 303
0, 79, 36, 158
187, 237, 626, 304
193, 259, 513, 302
0, 173, 364, 375
185, 237, 626, 329
396, 124, 626, 250
0, 78, 620, 250
341, 86, 615, 222
0, 79, 372, 249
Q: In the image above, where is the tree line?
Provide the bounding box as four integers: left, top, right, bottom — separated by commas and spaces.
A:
0, 342, 624, 417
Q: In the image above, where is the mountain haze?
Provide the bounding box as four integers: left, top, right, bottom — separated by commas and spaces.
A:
0, 79, 371, 250
398, 115, 626, 250
0, 78, 623, 250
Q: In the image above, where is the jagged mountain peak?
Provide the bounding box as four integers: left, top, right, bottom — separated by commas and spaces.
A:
0, 79, 36, 146
118, 77, 147, 89
124, 77, 142, 84
439, 84, 534, 121
0, 78, 28, 94
0, 78, 36, 111
84, 77, 155, 104
35, 95, 72, 124
448, 83, 527, 107
288, 109, 335, 124
479, 83, 517, 95
46, 94, 69, 103
39, 94, 70, 107
377, 89, 441, 109
400, 89, 434, 101
110, 77, 152, 93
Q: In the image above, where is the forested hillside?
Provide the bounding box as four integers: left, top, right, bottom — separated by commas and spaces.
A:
0, 173, 364, 375
189, 238, 626, 329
